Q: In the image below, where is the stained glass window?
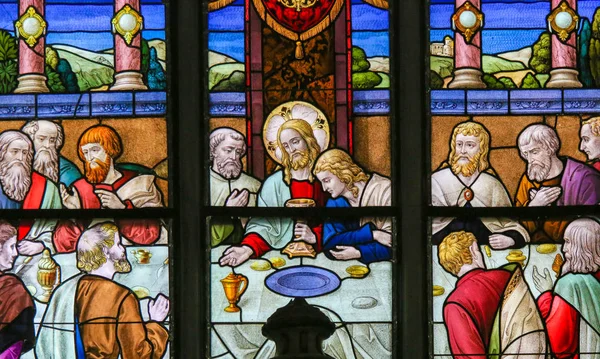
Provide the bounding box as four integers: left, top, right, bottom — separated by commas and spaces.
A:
0, 0, 173, 357
205, 0, 397, 357
429, 0, 600, 357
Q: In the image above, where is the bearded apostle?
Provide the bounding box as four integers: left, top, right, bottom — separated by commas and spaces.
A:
579, 117, 600, 172
36, 222, 170, 359
516, 124, 600, 242
209, 128, 261, 246
532, 218, 600, 358
431, 121, 529, 249
219, 113, 327, 267
21, 120, 82, 187
0, 222, 35, 359
312, 149, 392, 264
439, 231, 546, 358
55, 125, 164, 252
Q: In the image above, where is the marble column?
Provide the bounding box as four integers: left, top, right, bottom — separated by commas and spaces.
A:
448, 0, 486, 89
545, 0, 582, 88
15, 0, 49, 93
110, 0, 147, 91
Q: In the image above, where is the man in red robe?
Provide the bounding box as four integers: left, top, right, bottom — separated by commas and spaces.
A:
533, 218, 600, 359
439, 231, 546, 358
55, 125, 164, 252
0, 222, 35, 359
219, 119, 326, 267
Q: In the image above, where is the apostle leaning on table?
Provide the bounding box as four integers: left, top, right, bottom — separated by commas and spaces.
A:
431, 121, 529, 249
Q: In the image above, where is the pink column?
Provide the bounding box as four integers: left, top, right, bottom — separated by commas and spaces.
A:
448, 0, 486, 88
15, 0, 49, 93
110, 0, 147, 91
545, 0, 582, 88
249, 3, 265, 179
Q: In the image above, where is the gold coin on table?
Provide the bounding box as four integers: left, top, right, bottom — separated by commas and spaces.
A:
536, 244, 557, 254
250, 261, 272, 271
270, 257, 286, 268
433, 285, 445, 296
346, 265, 370, 278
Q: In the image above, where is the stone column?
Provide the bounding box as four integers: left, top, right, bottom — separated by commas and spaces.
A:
545, 0, 582, 88
15, 1, 49, 93
448, 0, 486, 89
110, 0, 147, 91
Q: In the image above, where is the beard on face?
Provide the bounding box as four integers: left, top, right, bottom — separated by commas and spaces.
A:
84, 157, 111, 184
289, 150, 311, 170
450, 152, 481, 178
527, 158, 552, 183
0, 159, 31, 202
215, 157, 242, 179
111, 251, 131, 273
34, 147, 59, 183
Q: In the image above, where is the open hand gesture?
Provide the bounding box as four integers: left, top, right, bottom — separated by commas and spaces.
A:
60, 184, 81, 209
94, 189, 126, 209
532, 265, 554, 294
219, 246, 253, 267
148, 294, 170, 322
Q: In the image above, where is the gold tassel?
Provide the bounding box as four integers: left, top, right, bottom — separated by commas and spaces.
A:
363, 0, 388, 9
208, 0, 236, 12
295, 41, 304, 59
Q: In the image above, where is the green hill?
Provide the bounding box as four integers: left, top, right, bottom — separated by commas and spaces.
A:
209, 63, 245, 90
55, 48, 114, 91
431, 55, 526, 78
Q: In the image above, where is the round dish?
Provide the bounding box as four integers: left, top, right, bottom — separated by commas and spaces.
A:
265, 266, 341, 298
346, 265, 370, 278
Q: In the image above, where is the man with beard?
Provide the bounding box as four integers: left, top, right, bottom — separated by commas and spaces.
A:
532, 218, 600, 358
209, 128, 260, 247
219, 118, 326, 267
431, 122, 529, 249
0, 131, 61, 255
21, 120, 82, 187
515, 124, 600, 242
0, 222, 35, 359
36, 222, 170, 359
440, 231, 546, 358
579, 117, 600, 171
55, 125, 164, 252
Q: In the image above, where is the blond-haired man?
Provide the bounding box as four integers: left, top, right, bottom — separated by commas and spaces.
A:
36, 222, 170, 359
439, 231, 545, 358
313, 149, 392, 263
220, 119, 327, 267
532, 218, 600, 358
431, 121, 529, 249
580, 117, 600, 171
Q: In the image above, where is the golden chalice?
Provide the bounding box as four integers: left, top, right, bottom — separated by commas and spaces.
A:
37, 249, 61, 303
220, 273, 248, 313
282, 198, 317, 258
131, 249, 152, 264
506, 250, 527, 268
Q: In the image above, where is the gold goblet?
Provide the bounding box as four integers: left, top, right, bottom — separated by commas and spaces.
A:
282, 198, 317, 258
37, 249, 61, 303
220, 273, 248, 313
506, 250, 527, 268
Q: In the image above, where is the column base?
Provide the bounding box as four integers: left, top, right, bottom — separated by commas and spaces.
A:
110, 71, 148, 91
545, 68, 582, 88
14, 74, 49, 94
448, 68, 487, 89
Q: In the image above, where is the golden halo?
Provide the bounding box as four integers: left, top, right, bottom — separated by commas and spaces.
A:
262, 101, 330, 165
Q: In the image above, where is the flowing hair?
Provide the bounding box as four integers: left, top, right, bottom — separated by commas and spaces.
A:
562, 218, 600, 274
76, 222, 119, 273
313, 149, 370, 198
276, 119, 321, 185
447, 122, 491, 173
438, 231, 476, 276
582, 117, 600, 137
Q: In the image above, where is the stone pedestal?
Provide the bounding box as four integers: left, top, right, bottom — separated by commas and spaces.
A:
448, 0, 486, 89
262, 298, 335, 359
546, 0, 582, 88
110, 0, 147, 91
15, 0, 49, 93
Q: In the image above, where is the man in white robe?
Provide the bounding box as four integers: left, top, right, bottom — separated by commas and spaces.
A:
431, 121, 530, 249
209, 128, 261, 247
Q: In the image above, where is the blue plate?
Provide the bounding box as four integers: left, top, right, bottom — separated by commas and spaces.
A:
265, 266, 341, 298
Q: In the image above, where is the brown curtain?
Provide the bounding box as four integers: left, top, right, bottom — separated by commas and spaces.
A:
208, 0, 237, 12
363, 0, 388, 9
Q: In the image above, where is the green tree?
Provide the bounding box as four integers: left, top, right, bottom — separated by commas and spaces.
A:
57, 59, 79, 93
45, 65, 66, 93
579, 18, 593, 87
352, 71, 382, 89
147, 47, 166, 90
141, 38, 150, 82
521, 73, 542, 88
352, 46, 370, 72
430, 70, 444, 89
0, 30, 17, 62
482, 74, 504, 89
529, 32, 551, 74
45, 46, 59, 70
590, 9, 600, 86
0, 60, 17, 93
499, 77, 517, 88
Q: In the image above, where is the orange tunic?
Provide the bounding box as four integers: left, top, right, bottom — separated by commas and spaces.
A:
75, 275, 169, 359
514, 174, 568, 242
